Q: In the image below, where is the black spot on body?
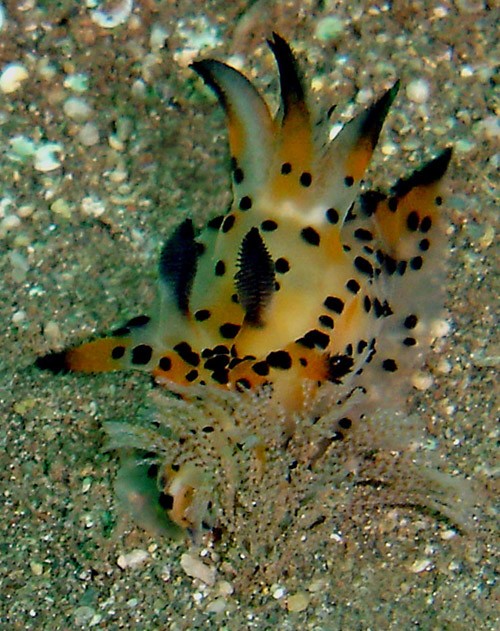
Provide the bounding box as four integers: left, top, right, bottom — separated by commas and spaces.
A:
112, 326, 130, 337
382, 358, 398, 372
410, 256, 423, 270
301, 226, 321, 246
388, 197, 398, 212
219, 323, 241, 339
211, 369, 229, 384
185, 369, 199, 382
159, 356, 172, 371
131, 344, 153, 365
419, 238, 430, 251
327, 354, 354, 383
354, 256, 374, 277
215, 260, 226, 276
403, 337, 417, 346
354, 228, 373, 241
222, 214, 236, 233
281, 162, 292, 174
420, 216, 432, 233
326, 208, 339, 224
364, 296, 371, 313
252, 361, 269, 376
406, 211, 420, 231
338, 417, 352, 429
319, 314, 334, 329
125, 314, 151, 328
111, 346, 126, 360
404, 314, 418, 329
275, 257, 290, 274
173, 342, 200, 366
300, 172, 312, 187
397, 260, 407, 276
213, 344, 229, 355
208, 215, 224, 230
204, 355, 230, 371
239, 196, 252, 210
324, 296, 344, 314
360, 190, 386, 216
344, 175, 354, 187
261, 219, 278, 231
266, 350, 292, 370
357, 339, 368, 354
297, 329, 330, 350
194, 309, 211, 321
159, 493, 174, 510
346, 279, 360, 294
384, 255, 397, 275
233, 167, 244, 184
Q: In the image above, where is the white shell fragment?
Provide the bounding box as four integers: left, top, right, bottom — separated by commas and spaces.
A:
180, 553, 216, 586
116, 548, 149, 569
33, 142, 63, 172
0, 3, 5, 32
0, 62, 29, 94
90, 0, 133, 29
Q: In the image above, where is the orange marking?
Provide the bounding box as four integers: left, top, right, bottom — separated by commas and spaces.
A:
65, 337, 129, 373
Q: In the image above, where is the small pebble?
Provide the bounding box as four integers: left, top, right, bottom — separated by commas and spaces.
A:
117, 549, 149, 569
287, 592, 310, 612
81, 196, 106, 218
63, 96, 92, 121
315, 16, 344, 42
406, 79, 430, 104
412, 372, 434, 391
73, 606, 96, 626
30, 561, 44, 576
79, 122, 100, 146
410, 558, 433, 573
0, 62, 29, 94
44, 320, 63, 346
180, 553, 216, 586
50, 198, 72, 218
64, 73, 89, 93
12, 310, 27, 325
271, 585, 286, 600
205, 597, 227, 614
440, 528, 457, 541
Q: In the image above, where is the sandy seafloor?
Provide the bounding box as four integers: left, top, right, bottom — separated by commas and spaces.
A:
0, 1, 498, 629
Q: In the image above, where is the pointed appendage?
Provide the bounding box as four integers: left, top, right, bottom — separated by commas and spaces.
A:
191, 58, 274, 196
36, 336, 133, 373
373, 148, 453, 254
317, 81, 399, 220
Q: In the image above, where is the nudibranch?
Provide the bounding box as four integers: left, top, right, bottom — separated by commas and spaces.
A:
37, 34, 452, 535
